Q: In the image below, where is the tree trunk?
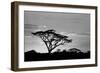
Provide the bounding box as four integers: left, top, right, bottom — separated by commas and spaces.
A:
48, 50, 51, 54
48, 49, 52, 54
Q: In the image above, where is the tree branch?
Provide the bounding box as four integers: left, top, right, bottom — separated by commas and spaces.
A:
39, 35, 50, 52
50, 41, 65, 51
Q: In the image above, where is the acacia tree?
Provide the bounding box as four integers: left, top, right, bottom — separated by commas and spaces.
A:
32, 29, 72, 53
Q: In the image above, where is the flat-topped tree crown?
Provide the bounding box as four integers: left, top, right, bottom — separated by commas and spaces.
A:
32, 29, 72, 53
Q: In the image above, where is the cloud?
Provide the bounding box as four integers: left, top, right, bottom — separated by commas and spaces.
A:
59, 32, 68, 35
38, 25, 47, 28
68, 32, 90, 37
24, 24, 39, 30
24, 24, 39, 36
24, 24, 48, 36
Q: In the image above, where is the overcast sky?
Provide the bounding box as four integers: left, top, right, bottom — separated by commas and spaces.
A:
24, 11, 90, 53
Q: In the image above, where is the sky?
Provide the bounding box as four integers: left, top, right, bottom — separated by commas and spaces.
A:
24, 11, 90, 53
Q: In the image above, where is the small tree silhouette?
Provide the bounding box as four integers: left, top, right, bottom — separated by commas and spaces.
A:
32, 29, 72, 53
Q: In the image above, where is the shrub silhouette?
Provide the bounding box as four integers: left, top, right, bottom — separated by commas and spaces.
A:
68, 48, 82, 53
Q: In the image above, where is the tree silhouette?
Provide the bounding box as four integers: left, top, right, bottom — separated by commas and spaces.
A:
32, 29, 72, 53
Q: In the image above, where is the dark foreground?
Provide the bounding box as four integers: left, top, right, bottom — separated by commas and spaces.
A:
24, 50, 90, 61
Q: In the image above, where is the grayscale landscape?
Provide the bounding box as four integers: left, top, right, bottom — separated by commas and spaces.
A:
24, 11, 90, 61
